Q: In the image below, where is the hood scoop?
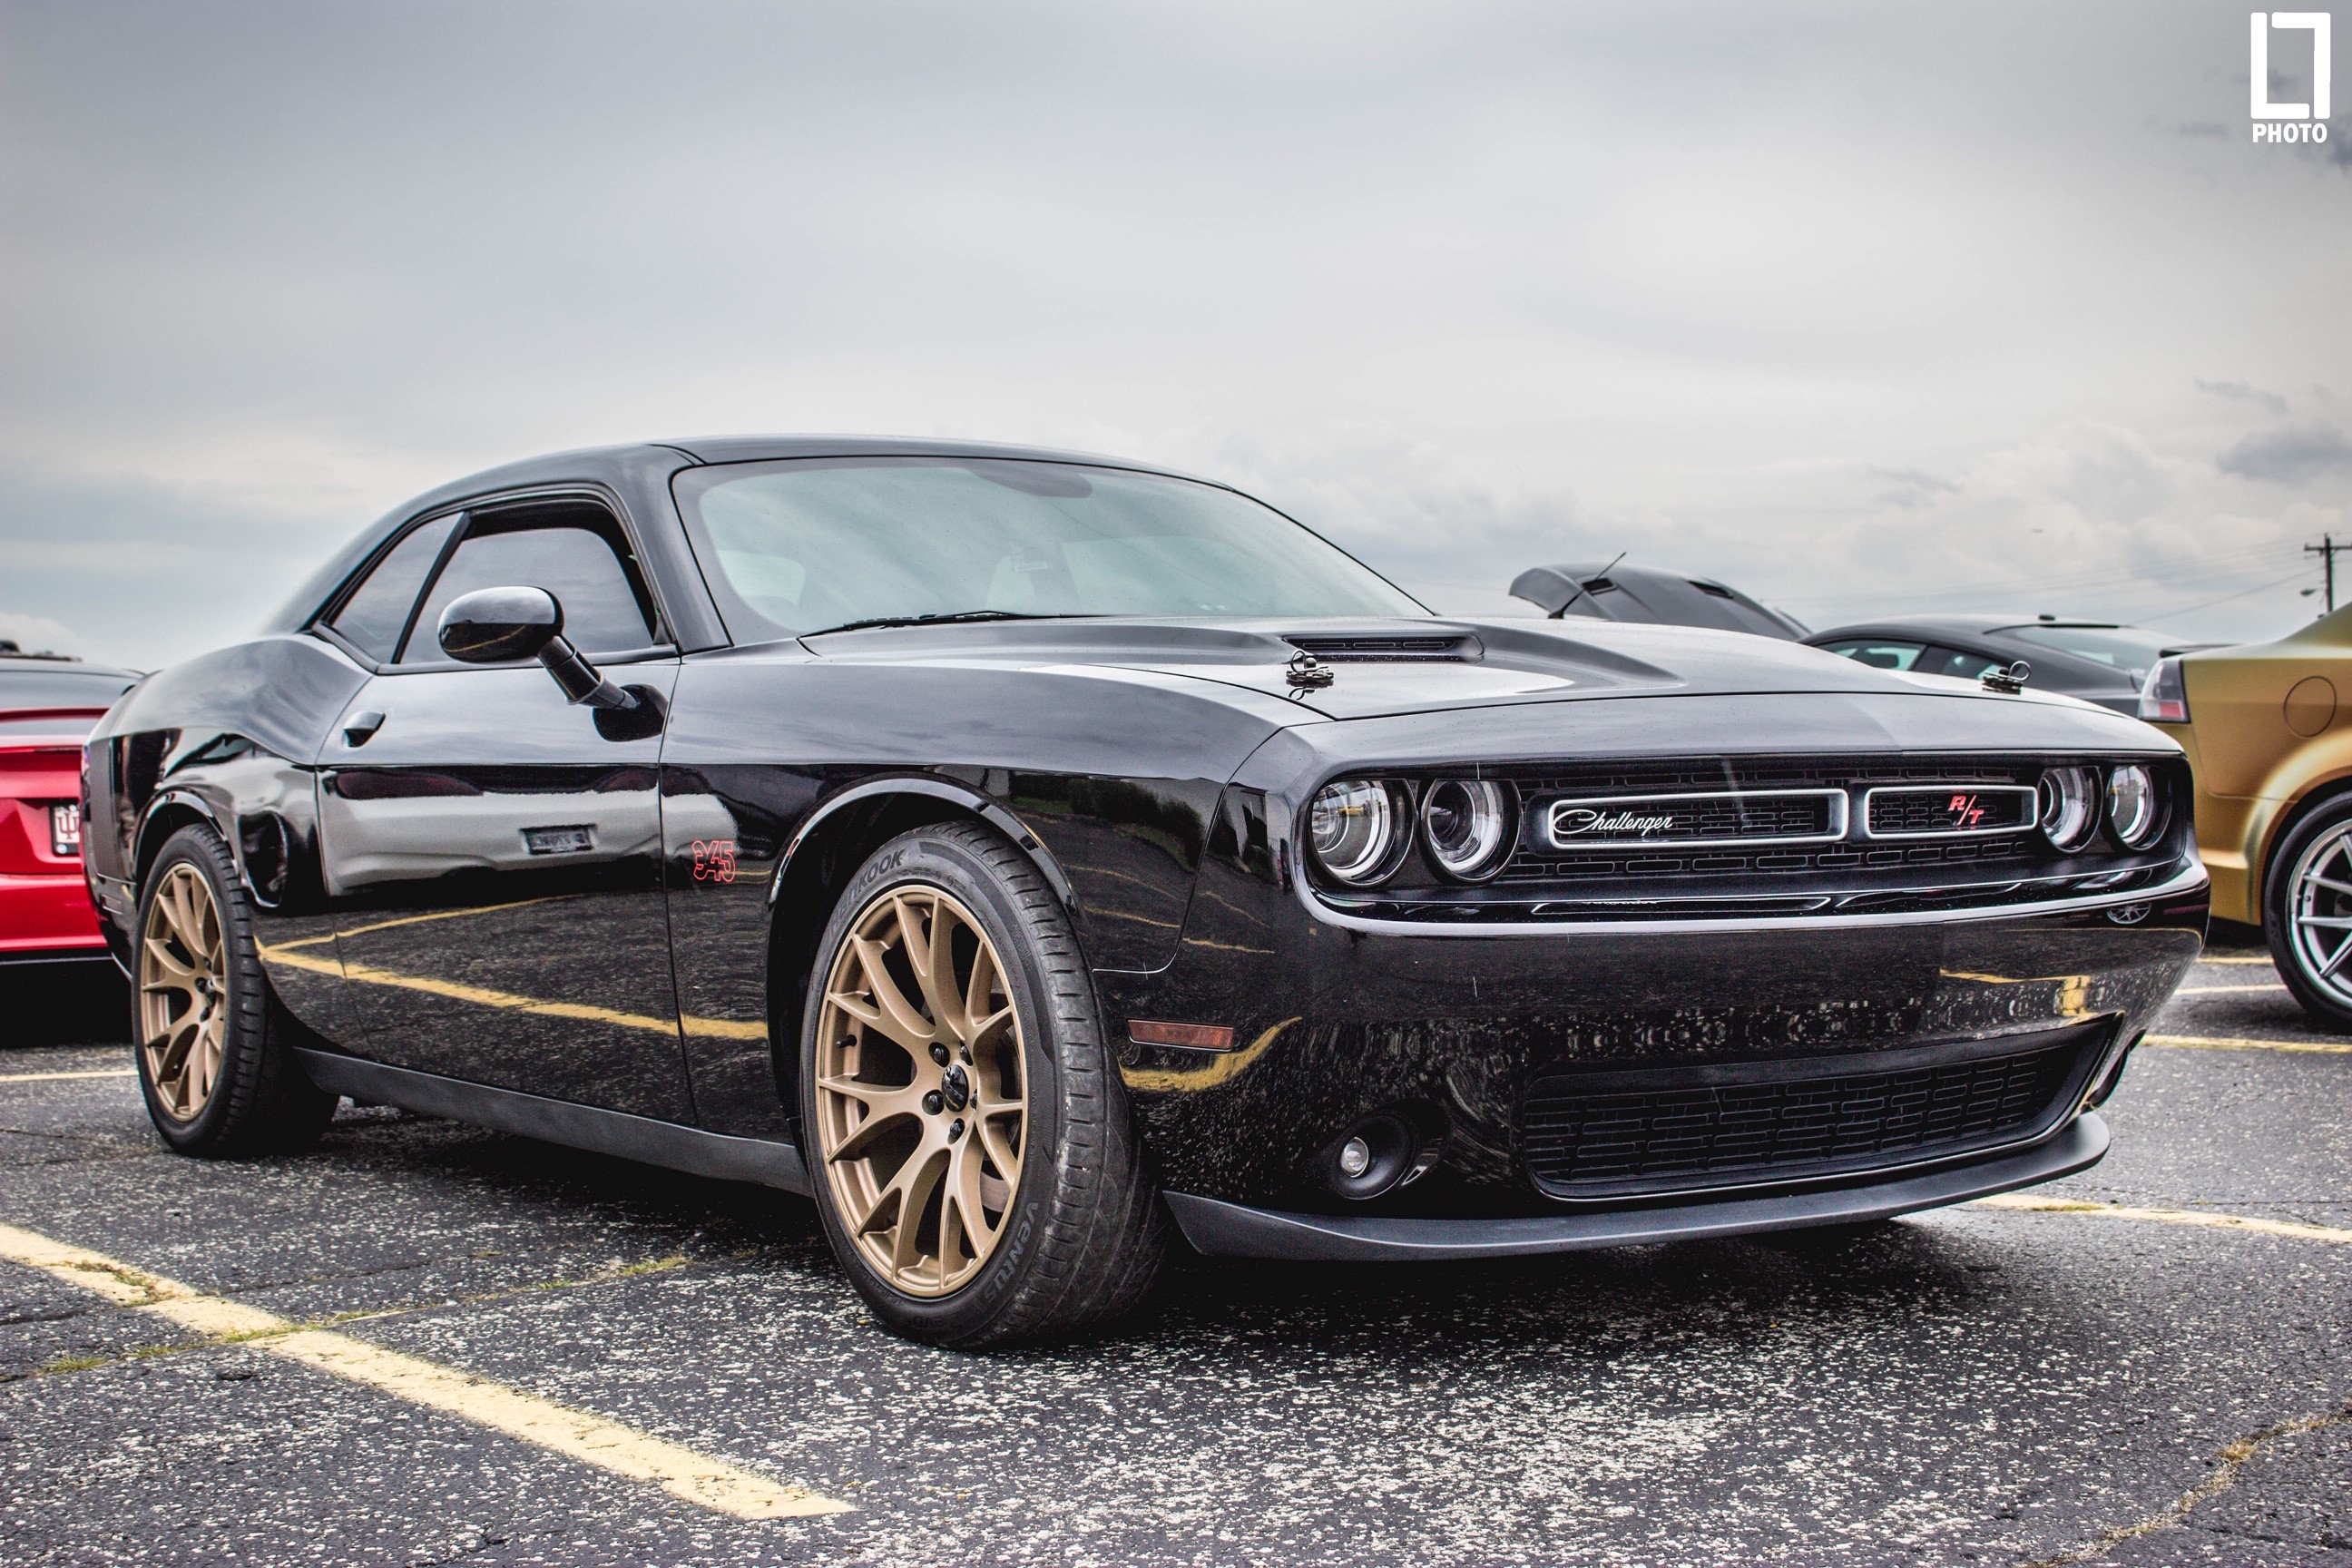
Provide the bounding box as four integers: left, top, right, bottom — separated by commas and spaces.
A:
1281, 632, 1480, 662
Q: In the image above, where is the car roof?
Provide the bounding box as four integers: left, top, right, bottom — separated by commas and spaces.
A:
0, 657, 142, 720
1805, 615, 2134, 641
0, 652, 142, 681
260, 437, 1243, 641
658, 434, 1198, 474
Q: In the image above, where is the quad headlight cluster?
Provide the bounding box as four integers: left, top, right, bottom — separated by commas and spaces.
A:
1308, 777, 1516, 886
2038, 763, 2167, 851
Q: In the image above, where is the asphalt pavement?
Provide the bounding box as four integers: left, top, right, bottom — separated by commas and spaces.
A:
3, 932, 2346, 1567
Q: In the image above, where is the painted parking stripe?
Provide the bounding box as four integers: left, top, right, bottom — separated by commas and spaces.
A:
2143, 1033, 2352, 1055
1973, 1193, 2352, 1244
0, 1067, 138, 1083
2176, 983, 2286, 995
0, 1220, 850, 1520
2196, 955, 2278, 965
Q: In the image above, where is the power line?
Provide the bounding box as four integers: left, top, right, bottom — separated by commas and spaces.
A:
1774, 541, 2300, 609
2137, 568, 2313, 626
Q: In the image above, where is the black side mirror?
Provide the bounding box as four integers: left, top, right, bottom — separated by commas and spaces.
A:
436, 586, 664, 740
437, 585, 563, 663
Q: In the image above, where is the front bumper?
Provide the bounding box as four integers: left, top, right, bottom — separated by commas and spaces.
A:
1164, 1112, 2109, 1259
1100, 853, 2204, 1213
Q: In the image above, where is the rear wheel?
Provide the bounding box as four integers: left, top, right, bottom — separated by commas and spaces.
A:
799, 821, 1164, 1346
133, 824, 338, 1154
2266, 797, 2352, 1032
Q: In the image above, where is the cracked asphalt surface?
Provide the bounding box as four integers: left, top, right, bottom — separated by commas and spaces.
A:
3, 933, 2346, 1567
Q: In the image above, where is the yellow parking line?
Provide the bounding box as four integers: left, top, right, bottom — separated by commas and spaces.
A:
1972, 1193, 2352, 1244
2143, 1034, 2352, 1054
0, 1221, 849, 1520
0, 1067, 138, 1083
2198, 955, 2277, 965
2176, 983, 2286, 995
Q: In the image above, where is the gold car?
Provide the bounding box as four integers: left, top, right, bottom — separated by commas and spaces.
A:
2142, 607, 2352, 1026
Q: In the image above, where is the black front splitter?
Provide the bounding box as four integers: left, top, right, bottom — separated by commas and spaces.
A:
1161, 1112, 2109, 1261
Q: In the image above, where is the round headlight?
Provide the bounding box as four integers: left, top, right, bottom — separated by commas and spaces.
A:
2037, 766, 2100, 852
2106, 764, 2163, 848
1308, 779, 1401, 885
1421, 778, 1512, 879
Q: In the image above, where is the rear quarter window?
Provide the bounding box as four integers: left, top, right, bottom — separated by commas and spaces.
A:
1817, 639, 1926, 671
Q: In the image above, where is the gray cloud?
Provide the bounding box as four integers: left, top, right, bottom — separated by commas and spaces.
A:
2197, 378, 2290, 415
1867, 467, 1962, 508
2218, 423, 2352, 486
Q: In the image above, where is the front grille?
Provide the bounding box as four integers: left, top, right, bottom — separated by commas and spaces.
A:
1310, 753, 2188, 924
1520, 1030, 2096, 1199
1504, 761, 2116, 893
1864, 784, 2036, 838
1545, 789, 1843, 850
1507, 835, 2026, 882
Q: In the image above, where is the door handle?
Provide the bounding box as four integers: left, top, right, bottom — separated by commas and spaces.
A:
343, 710, 387, 747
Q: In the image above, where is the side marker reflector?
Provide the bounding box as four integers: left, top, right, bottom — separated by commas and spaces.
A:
1128, 1020, 1236, 1051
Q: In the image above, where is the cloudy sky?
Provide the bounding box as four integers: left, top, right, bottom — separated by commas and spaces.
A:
3, 0, 2345, 667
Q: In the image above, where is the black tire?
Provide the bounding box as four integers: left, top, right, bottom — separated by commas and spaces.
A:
2265, 794, 2352, 1033
132, 824, 338, 1156
798, 820, 1166, 1347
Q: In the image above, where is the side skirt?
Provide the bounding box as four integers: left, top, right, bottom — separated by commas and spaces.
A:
293, 1049, 811, 1196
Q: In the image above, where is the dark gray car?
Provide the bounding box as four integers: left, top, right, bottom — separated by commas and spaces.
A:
1804, 616, 2208, 715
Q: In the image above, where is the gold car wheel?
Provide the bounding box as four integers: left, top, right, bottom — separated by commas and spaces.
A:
139, 862, 230, 1122
814, 886, 1028, 1298
2286, 820, 2352, 1003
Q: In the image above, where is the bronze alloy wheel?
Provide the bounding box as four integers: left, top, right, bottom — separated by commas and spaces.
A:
814, 885, 1029, 1298
139, 860, 230, 1122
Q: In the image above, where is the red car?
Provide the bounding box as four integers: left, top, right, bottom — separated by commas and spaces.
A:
1, 645, 140, 964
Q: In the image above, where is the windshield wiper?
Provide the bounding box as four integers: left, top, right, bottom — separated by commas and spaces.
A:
800, 610, 1088, 637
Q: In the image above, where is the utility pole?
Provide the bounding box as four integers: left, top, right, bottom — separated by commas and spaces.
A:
2308, 534, 2351, 612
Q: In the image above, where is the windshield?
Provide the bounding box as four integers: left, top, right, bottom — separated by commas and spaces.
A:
1994, 623, 2179, 679
672, 456, 1425, 639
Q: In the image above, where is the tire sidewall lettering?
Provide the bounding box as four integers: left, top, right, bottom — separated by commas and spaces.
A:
976, 1202, 1041, 1306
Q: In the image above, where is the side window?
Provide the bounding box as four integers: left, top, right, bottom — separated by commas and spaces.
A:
404, 521, 655, 664
1916, 645, 2004, 680
1818, 639, 1926, 671
323, 514, 459, 663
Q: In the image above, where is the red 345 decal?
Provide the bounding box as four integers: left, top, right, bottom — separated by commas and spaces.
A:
691, 838, 739, 883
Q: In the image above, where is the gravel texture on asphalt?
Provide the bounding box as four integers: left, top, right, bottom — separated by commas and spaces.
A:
2, 937, 2345, 1567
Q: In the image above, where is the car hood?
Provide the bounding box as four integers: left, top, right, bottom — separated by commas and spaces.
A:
799, 616, 2132, 725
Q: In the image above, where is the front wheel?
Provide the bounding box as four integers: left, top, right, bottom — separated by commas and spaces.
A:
2266, 797, 2352, 1032
799, 821, 1165, 1347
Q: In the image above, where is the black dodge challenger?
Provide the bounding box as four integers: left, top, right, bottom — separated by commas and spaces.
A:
82, 437, 2206, 1345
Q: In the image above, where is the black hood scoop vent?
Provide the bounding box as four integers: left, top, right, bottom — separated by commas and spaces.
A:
1282, 633, 1479, 662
